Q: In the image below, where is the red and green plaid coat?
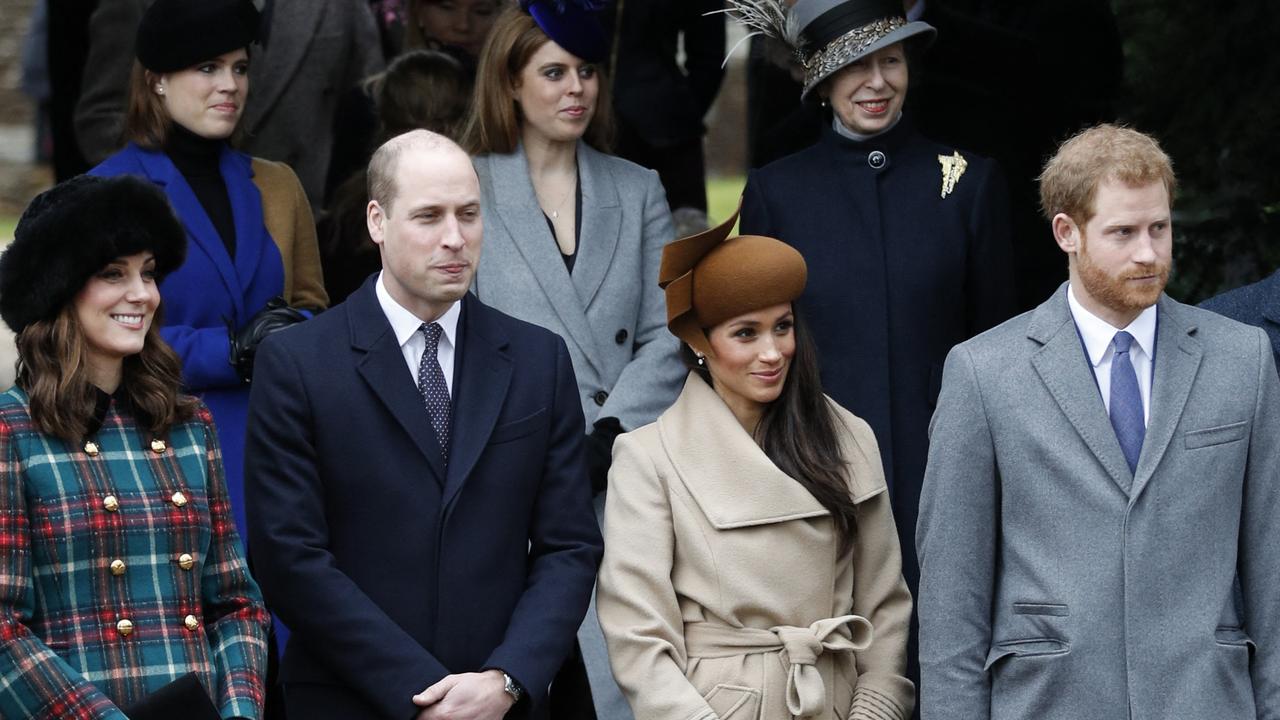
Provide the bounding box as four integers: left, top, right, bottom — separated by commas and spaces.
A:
0, 388, 269, 719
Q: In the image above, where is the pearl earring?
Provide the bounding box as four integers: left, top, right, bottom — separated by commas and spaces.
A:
696, 354, 705, 367
156, 86, 164, 95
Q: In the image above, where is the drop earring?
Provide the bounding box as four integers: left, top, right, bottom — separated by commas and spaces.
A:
696, 354, 705, 367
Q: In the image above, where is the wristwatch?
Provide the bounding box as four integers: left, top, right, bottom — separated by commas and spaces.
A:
502, 672, 523, 704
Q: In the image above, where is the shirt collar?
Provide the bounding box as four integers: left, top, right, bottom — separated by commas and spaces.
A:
375, 272, 461, 350
1067, 283, 1157, 367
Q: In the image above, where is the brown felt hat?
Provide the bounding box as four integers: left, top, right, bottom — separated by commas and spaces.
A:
659, 202, 807, 358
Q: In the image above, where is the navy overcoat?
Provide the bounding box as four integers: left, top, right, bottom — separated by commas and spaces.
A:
244, 281, 603, 719
741, 119, 1017, 599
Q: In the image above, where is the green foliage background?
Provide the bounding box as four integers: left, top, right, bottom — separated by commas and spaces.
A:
1115, 0, 1280, 302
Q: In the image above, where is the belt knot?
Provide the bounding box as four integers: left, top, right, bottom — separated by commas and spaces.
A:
769, 615, 873, 717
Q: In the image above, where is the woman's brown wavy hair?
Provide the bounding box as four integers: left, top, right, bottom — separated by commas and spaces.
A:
15, 302, 196, 443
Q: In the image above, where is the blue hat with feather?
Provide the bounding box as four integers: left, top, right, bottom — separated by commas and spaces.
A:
520, 0, 609, 63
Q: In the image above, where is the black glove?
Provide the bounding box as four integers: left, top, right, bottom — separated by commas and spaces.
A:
585, 416, 624, 495
228, 297, 308, 383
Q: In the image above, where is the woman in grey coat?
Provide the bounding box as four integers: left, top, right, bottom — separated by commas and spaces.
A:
463, 2, 682, 492
462, 3, 682, 718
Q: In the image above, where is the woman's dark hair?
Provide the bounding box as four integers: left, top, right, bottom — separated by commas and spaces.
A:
15, 302, 197, 444
461, 6, 614, 155
377, 49, 473, 140
683, 309, 859, 552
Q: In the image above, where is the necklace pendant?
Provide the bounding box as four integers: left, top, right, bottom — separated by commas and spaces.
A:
551, 210, 559, 219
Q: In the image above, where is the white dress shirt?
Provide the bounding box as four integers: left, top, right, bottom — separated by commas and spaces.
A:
375, 272, 460, 396
1067, 284, 1157, 426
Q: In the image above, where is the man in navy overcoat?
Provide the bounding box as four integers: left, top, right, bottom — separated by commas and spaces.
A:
244, 130, 603, 720
1201, 268, 1280, 375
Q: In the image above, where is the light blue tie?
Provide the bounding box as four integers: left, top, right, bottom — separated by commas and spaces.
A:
1110, 331, 1145, 474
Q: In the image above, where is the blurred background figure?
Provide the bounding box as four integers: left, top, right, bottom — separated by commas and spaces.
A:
404, 0, 506, 70
735, 0, 1017, 696
0, 174, 269, 720
44, 0, 99, 180
463, 2, 684, 717
320, 49, 472, 304
602, 0, 726, 236
74, 0, 384, 210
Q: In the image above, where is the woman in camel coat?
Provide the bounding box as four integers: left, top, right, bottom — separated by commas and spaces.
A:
597, 210, 914, 720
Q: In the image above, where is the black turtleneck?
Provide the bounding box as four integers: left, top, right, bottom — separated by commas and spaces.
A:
166, 124, 236, 259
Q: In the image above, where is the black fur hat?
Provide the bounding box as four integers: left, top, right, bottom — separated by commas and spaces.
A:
0, 175, 187, 335
136, 0, 261, 73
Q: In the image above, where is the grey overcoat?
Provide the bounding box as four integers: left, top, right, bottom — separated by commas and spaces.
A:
471, 142, 683, 432
916, 286, 1280, 719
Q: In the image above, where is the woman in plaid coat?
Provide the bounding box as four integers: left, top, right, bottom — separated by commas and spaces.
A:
0, 175, 269, 720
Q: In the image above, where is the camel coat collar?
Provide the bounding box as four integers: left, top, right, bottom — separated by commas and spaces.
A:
656, 375, 886, 530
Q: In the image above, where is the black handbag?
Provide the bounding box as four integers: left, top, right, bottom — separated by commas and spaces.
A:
122, 672, 222, 720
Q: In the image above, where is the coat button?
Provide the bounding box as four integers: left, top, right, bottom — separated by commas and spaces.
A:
170, 491, 188, 508
868, 150, 887, 169
116, 618, 134, 637
84, 441, 100, 456
184, 614, 200, 631
614, 329, 628, 345
592, 390, 608, 406
110, 559, 126, 576
150, 438, 166, 453
178, 553, 195, 570
103, 495, 120, 512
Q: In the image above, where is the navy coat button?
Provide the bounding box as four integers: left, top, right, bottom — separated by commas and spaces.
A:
615, 329, 628, 344
868, 150, 887, 169
593, 390, 609, 406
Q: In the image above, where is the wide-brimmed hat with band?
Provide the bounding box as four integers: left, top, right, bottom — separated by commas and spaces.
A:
724, 0, 935, 100
659, 203, 807, 359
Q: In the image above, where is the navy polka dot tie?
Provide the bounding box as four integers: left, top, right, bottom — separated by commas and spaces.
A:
417, 322, 451, 462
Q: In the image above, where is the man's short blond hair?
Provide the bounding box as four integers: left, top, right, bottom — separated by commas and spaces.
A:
1039, 124, 1176, 226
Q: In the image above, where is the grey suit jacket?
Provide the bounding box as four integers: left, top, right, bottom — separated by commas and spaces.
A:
74, 0, 382, 207
471, 143, 683, 432
916, 285, 1280, 720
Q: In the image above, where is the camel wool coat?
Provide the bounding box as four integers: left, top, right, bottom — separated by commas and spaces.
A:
597, 375, 914, 720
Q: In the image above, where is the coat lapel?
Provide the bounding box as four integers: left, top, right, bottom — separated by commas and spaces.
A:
570, 143, 622, 308
658, 375, 829, 529
482, 149, 603, 374
243, 0, 323, 133
1130, 296, 1202, 502
348, 282, 446, 485
223, 150, 268, 298
1028, 287, 1134, 496
442, 295, 513, 510
135, 148, 246, 320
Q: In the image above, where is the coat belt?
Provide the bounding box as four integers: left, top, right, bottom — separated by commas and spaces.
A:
684, 615, 874, 717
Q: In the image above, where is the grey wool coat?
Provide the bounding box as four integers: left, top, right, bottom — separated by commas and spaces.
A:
598, 375, 915, 720
471, 142, 683, 432
916, 285, 1280, 720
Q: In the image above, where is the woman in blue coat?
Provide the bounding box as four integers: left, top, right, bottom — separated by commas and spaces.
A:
88, 0, 328, 539
734, 0, 1017, 685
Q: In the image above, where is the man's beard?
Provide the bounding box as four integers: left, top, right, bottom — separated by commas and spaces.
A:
1076, 236, 1171, 318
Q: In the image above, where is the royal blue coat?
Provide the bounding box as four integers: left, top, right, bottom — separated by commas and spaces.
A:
741, 118, 1017, 603
90, 143, 326, 539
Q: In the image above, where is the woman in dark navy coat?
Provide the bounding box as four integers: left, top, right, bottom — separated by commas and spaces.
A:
735, 0, 1017, 683
88, 0, 328, 541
